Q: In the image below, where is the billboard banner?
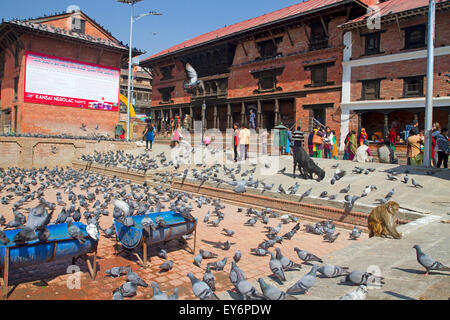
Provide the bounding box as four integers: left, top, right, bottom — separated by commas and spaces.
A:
24, 51, 120, 111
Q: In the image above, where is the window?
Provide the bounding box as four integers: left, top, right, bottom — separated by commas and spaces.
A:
403, 76, 424, 97
404, 25, 426, 49
160, 65, 174, 81
256, 38, 282, 59
311, 65, 327, 86
361, 79, 381, 100
158, 87, 175, 103
260, 74, 275, 91
13, 77, 18, 100
137, 93, 142, 101
309, 22, 328, 51
303, 103, 333, 131
71, 18, 86, 34
364, 33, 381, 55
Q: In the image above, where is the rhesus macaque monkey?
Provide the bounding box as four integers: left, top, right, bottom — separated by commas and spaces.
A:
368, 201, 402, 239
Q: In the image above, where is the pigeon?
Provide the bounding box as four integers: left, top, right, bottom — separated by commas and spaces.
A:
319, 191, 328, 198
286, 265, 319, 295
13, 227, 38, 244
258, 278, 297, 300
112, 289, 124, 300
169, 288, 179, 300
203, 265, 216, 291
275, 248, 302, 270
37, 227, 50, 242
402, 174, 409, 184
245, 217, 257, 226
317, 265, 350, 278
67, 220, 86, 244
193, 253, 203, 267
277, 167, 286, 174
339, 285, 368, 300
236, 277, 265, 300
54, 208, 69, 224
119, 281, 137, 298
187, 272, 219, 300
203, 211, 210, 223
222, 228, 235, 237
183, 63, 205, 92
233, 250, 242, 263
278, 184, 287, 194
413, 245, 450, 275
349, 226, 363, 240
0, 229, 9, 245
105, 266, 125, 278
86, 224, 99, 241
158, 249, 168, 259
150, 282, 169, 300
251, 248, 269, 256
200, 249, 218, 259
299, 188, 312, 202
411, 179, 423, 188
340, 184, 351, 194
323, 232, 340, 243
294, 248, 323, 264
229, 261, 246, 289
340, 271, 384, 286
207, 257, 227, 271
125, 266, 148, 287
269, 252, 286, 282
160, 260, 174, 272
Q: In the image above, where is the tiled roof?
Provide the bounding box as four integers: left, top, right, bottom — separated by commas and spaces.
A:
142, 0, 355, 63
7, 19, 130, 51
342, 0, 450, 27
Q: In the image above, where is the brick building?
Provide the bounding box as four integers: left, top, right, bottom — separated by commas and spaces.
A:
0, 10, 140, 136
119, 65, 152, 117
141, 0, 375, 140
339, 0, 450, 149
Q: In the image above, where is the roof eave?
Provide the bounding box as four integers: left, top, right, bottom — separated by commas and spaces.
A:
141, 0, 357, 66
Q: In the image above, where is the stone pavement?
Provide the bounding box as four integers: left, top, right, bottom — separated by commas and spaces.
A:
217, 214, 450, 300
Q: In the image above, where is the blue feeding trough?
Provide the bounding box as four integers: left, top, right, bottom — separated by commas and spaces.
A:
114, 210, 197, 268
0, 222, 98, 299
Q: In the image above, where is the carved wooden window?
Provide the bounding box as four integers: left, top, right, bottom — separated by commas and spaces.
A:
250, 66, 284, 94
403, 76, 424, 97
158, 86, 175, 104
309, 22, 328, 51
404, 25, 426, 49
304, 62, 334, 87
256, 37, 282, 59
160, 65, 174, 81
361, 79, 381, 100
364, 33, 381, 55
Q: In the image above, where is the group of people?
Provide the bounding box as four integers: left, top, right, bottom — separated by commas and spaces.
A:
232, 123, 251, 162
306, 125, 339, 160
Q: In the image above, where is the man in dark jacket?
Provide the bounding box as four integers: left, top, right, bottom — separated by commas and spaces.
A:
436, 127, 449, 168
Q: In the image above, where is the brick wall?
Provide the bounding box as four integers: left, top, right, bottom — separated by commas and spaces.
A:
0, 32, 123, 136
0, 136, 137, 168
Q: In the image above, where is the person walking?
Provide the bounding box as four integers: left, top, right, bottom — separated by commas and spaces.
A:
232, 123, 240, 162
323, 126, 334, 159
348, 130, 358, 161
142, 121, 155, 151
343, 132, 352, 160
292, 126, 304, 148
331, 130, 338, 160
249, 109, 256, 130
388, 125, 397, 153
432, 122, 441, 167
406, 127, 424, 166
312, 127, 324, 158
307, 129, 315, 156
436, 127, 449, 169
239, 124, 250, 161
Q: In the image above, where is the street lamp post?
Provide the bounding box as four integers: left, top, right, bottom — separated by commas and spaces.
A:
117, 0, 162, 141
423, 0, 435, 168
202, 100, 206, 142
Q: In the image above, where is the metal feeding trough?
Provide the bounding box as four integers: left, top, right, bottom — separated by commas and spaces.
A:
114, 211, 197, 268
0, 222, 98, 299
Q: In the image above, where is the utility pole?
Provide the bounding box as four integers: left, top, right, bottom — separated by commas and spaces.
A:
423, 0, 435, 168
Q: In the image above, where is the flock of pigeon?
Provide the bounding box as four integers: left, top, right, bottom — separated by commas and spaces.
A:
0, 145, 449, 300
0, 127, 121, 142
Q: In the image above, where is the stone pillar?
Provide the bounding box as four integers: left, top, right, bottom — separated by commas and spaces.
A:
190, 106, 194, 129
227, 103, 231, 128
179, 107, 182, 117
383, 113, 389, 139
241, 102, 245, 126
212, 105, 217, 129
257, 100, 262, 131
169, 108, 173, 119
274, 99, 280, 126
357, 113, 362, 134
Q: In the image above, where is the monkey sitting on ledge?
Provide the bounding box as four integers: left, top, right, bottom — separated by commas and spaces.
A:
368, 201, 402, 239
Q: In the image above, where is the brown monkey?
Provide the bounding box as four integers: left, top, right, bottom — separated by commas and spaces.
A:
368, 201, 402, 239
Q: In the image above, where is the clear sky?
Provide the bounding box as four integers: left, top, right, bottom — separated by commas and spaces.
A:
0, 0, 303, 60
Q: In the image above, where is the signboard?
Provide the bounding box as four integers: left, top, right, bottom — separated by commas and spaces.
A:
24, 51, 120, 111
